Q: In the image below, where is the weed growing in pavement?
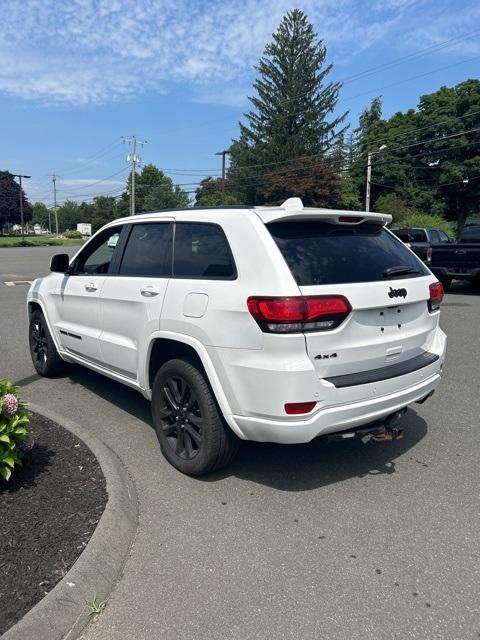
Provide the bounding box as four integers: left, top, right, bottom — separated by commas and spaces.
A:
87, 592, 107, 616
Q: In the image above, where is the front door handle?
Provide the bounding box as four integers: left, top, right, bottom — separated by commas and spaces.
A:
140, 285, 160, 297
85, 283, 98, 292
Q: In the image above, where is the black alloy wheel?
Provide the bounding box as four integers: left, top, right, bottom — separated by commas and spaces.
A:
158, 375, 203, 460
28, 309, 66, 376
31, 318, 48, 367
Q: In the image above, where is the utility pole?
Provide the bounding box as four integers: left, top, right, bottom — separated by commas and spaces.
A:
215, 149, 230, 204
12, 174, 31, 242
48, 174, 59, 236
365, 152, 372, 212
365, 145, 387, 212
122, 136, 147, 216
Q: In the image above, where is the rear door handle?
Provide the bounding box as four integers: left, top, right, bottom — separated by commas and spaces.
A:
85, 283, 98, 292
140, 285, 160, 297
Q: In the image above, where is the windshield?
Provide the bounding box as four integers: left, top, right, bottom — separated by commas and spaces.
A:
268, 220, 429, 286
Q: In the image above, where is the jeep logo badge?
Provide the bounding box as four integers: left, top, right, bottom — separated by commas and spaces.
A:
388, 287, 407, 299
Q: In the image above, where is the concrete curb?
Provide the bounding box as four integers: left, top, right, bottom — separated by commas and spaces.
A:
2, 403, 139, 640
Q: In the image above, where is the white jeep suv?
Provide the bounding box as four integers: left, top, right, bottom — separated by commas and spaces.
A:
27, 198, 446, 475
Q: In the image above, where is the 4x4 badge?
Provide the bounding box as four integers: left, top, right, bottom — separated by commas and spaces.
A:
388, 287, 407, 299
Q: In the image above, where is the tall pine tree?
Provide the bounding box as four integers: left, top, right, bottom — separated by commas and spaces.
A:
229, 9, 347, 203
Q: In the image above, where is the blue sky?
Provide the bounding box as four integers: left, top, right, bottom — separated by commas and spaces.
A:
1, 0, 479, 206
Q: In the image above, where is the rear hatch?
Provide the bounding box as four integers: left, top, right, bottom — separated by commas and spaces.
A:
267, 217, 438, 380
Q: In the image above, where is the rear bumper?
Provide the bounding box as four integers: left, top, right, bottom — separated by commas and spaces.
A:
228, 329, 446, 444
231, 370, 441, 443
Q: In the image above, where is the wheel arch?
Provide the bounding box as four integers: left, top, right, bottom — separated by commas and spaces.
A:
28, 300, 43, 315
27, 299, 63, 355
145, 333, 244, 439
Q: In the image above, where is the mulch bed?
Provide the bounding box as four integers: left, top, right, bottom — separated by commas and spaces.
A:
0, 413, 107, 636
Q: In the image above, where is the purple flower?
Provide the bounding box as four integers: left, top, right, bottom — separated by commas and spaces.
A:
1, 393, 18, 415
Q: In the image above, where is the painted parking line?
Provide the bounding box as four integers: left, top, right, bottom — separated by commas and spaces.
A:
3, 280, 33, 286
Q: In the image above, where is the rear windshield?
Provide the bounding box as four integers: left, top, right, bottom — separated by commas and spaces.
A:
392, 228, 427, 242
268, 221, 429, 286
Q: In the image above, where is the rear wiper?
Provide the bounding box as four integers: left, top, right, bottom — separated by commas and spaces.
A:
383, 265, 421, 277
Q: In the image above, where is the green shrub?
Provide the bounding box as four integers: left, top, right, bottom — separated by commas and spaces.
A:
393, 212, 455, 238
63, 229, 83, 239
0, 380, 30, 481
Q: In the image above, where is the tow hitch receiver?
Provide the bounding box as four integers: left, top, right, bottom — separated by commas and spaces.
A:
327, 409, 407, 444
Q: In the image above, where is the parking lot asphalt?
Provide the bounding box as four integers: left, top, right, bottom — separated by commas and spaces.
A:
1, 246, 479, 640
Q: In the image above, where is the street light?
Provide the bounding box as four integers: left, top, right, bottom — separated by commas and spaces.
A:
365, 144, 387, 212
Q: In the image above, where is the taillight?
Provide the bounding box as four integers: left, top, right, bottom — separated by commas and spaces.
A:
428, 281, 444, 312
247, 296, 351, 333
426, 247, 433, 262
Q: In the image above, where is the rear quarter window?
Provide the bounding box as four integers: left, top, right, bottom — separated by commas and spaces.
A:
268, 220, 429, 286
173, 223, 236, 279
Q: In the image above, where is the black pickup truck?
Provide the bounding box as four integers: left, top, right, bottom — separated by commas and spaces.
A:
391, 227, 450, 264
431, 225, 480, 289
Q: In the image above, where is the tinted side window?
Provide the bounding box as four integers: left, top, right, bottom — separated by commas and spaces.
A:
268, 221, 429, 286
437, 231, 449, 243
119, 223, 172, 277
75, 226, 123, 274
429, 229, 441, 243
173, 223, 236, 279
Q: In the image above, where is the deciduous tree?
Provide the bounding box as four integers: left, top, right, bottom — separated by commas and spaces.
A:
262, 156, 340, 207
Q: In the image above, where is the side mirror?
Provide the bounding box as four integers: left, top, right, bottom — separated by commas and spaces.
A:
50, 253, 70, 273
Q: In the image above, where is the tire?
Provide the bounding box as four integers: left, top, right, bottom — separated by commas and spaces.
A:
29, 310, 66, 377
151, 358, 239, 476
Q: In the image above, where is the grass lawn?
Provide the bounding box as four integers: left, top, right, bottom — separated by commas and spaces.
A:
0, 236, 86, 248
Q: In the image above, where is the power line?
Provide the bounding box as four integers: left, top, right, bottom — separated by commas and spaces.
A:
50, 140, 122, 177
371, 174, 480, 190
366, 126, 480, 156
55, 167, 130, 193
150, 27, 480, 141
371, 109, 480, 147
146, 112, 480, 177
343, 53, 480, 107
340, 28, 480, 84
371, 140, 480, 169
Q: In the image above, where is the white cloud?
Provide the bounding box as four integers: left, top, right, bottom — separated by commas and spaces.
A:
406, 4, 480, 57
0, 0, 476, 105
